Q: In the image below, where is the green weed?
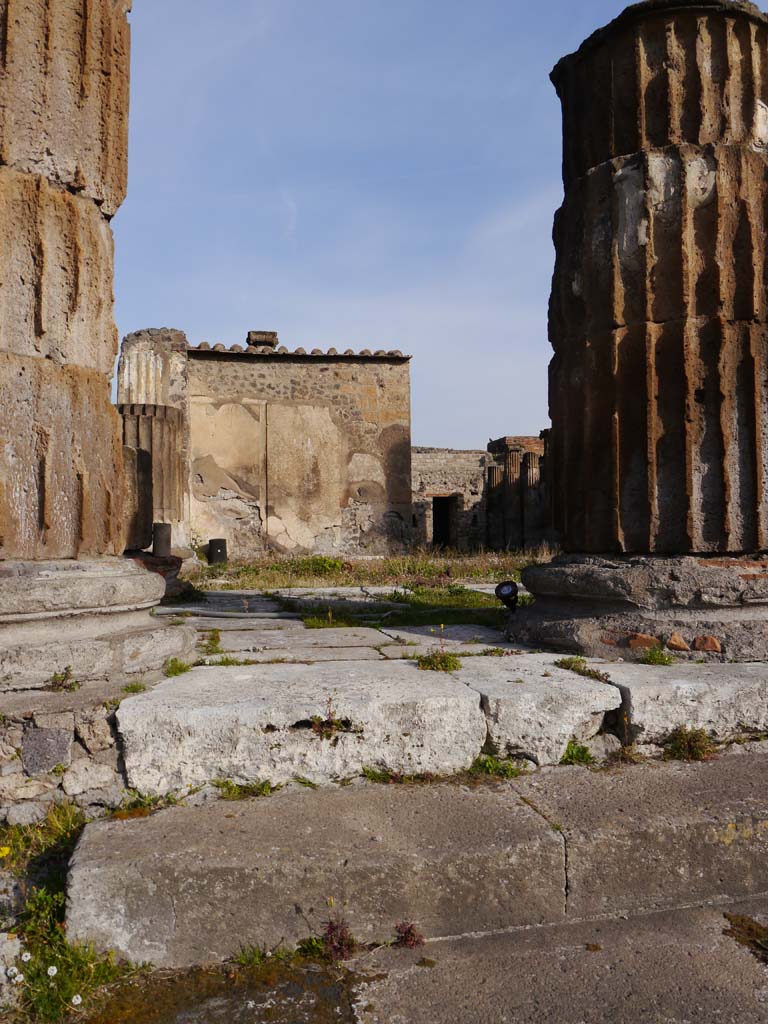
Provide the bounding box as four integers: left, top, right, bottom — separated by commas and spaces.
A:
663, 726, 716, 762
469, 754, 524, 779
416, 650, 462, 672
560, 739, 595, 766
200, 629, 224, 656
46, 667, 80, 693
554, 656, 611, 683
212, 778, 275, 801
164, 658, 192, 677
640, 645, 675, 666
121, 682, 147, 695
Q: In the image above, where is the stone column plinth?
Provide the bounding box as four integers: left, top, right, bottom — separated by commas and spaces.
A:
0, 2, 195, 687
513, 0, 768, 661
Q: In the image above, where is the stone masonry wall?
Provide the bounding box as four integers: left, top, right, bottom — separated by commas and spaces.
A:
187, 350, 412, 556
412, 448, 493, 551
0, 0, 131, 559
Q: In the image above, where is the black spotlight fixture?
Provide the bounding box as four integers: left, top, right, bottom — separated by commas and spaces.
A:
495, 580, 519, 612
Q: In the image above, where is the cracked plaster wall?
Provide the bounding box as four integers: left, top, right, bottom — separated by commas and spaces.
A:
186, 355, 412, 557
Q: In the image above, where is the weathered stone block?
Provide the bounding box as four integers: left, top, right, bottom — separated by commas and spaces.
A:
21, 728, 71, 776
0, 168, 117, 372
0, 0, 131, 214
117, 662, 488, 794
455, 656, 622, 765
0, 353, 125, 559
62, 759, 119, 798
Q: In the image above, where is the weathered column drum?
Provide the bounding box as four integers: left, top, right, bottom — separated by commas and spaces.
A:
514, 0, 768, 660
0, 1, 195, 692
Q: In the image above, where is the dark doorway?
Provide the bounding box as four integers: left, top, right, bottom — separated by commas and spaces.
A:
432, 496, 457, 548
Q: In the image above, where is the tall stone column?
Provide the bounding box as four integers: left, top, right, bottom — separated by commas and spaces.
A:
514, 0, 768, 661
0, 2, 195, 692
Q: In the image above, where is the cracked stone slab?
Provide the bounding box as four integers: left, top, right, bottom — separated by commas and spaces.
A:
453, 655, 622, 765
379, 644, 510, 660
66, 783, 563, 967
514, 754, 768, 919
116, 661, 487, 794
203, 648, 385, 664
184, 616, 305, 631
353, 900, 768, 1024
593, 660, 768, 745
379, 625, 510, 645
207, 627, 387, 652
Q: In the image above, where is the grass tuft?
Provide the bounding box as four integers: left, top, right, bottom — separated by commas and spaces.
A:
640, 645, 675, 666
416, 650, 462, 672
560, 738, 595, 766
469, 754, 525, 779
200, 629, 224, 656
164, 658, 192, 677
120, 682, 147, 695
554, 656, 611, 683
212, 778, 275, 800
46, 667, 80, 693
663, 726, 716, 762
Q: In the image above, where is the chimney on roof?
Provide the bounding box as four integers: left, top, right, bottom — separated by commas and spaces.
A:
246, 330, 279, 349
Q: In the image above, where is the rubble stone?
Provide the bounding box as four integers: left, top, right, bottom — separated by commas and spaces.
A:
21, 728, 71, 776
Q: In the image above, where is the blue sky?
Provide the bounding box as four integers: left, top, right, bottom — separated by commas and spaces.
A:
115, 0, 625, 448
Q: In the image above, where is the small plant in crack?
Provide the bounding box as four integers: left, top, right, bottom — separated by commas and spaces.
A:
213, 778, 276, 800
321, 914, 357, 961
47, 666, 81, 693
200, 629, 225, 656
416, 650, 461, 672
362, 766, 435, 785
560, 738, 595, 766
121, 682, 147, 695
554, 656, 611, 683
164, 658, 192, 677
296, 692, 359, 741
469, 754, 525, 779
663, 726, 716, 762
639, 645, 675, 666
393, 921, 426, 948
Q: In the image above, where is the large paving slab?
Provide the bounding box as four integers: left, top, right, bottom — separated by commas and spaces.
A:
202, 648, 385, 664
67, 783, 563, 967
594, 660, 768, 745
116, 661, 487, 793
353, 900, 768, 1024
67, 757, 768, 970
202, 626, 386, 652
514, 754, 768, 919
455, 656, 622, 765
380, 624, 510, 645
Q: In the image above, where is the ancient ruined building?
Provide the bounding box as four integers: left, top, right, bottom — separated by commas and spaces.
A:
515, 0, 768, 661
411, 436, 551, 551
0, 1, 194, 692
118, 329, 413, 557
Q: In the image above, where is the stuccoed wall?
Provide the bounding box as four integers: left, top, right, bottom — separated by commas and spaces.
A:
186, 349, 413, 556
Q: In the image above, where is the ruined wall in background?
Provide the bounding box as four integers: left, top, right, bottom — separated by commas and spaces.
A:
185, 348, 412, 556
0, 0, 132, 560
412, 437, 549, 551
411, 449, 493, 551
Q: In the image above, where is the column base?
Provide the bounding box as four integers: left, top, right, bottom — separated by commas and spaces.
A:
0, 559, 197, 692
510, 554, 768, 663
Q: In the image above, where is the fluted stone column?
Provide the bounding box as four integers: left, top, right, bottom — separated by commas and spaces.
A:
0, 1, 195, 691
513, 0, 768, 661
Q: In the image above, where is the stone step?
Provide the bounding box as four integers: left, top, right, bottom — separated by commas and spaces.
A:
66, 754, 768, 969
113, 658, 621, 793
353, 898, 768, 1024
